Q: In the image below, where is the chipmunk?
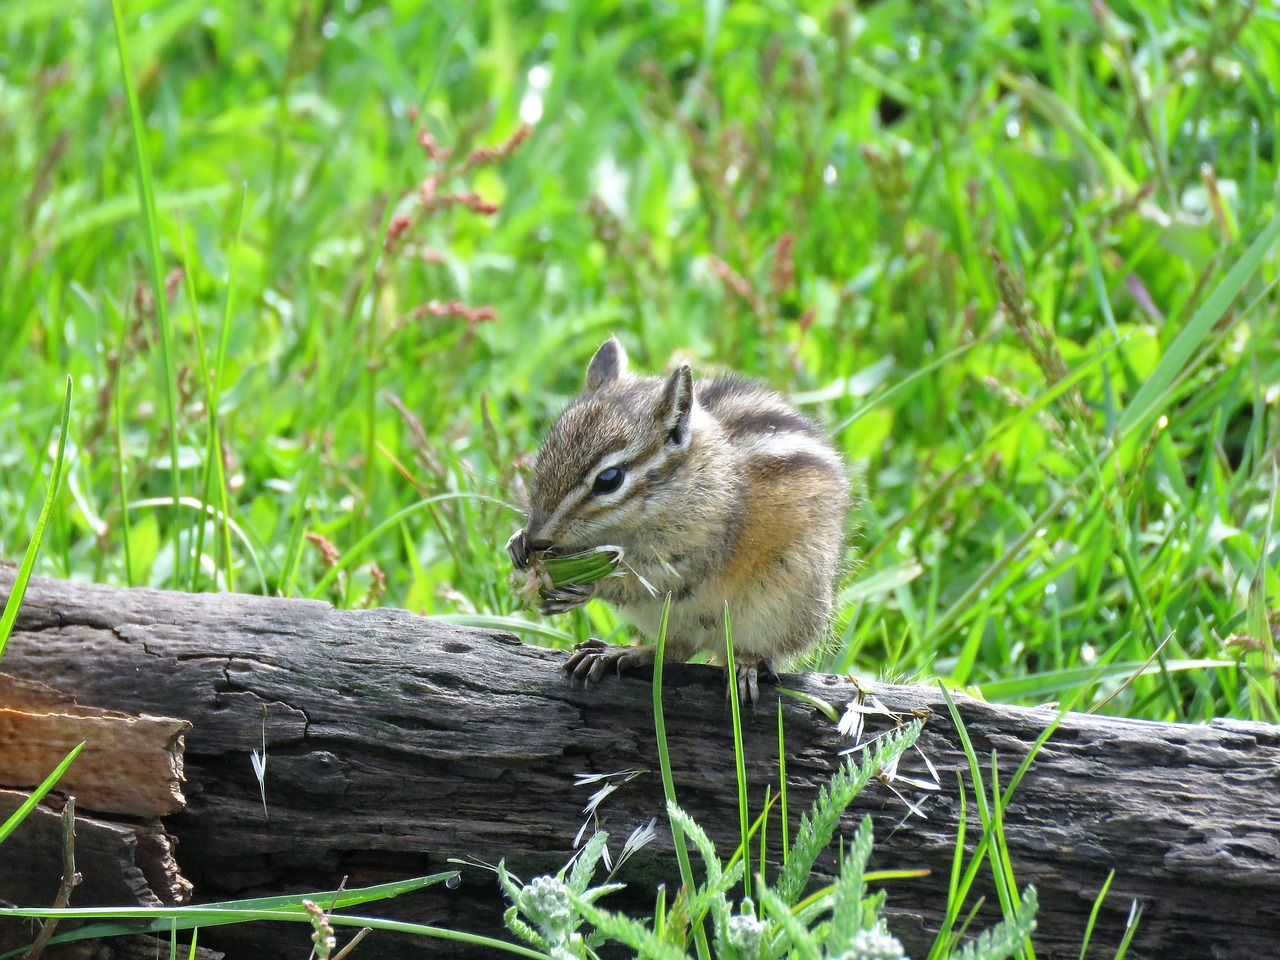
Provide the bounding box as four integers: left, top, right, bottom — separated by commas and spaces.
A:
507, 337, 849, 702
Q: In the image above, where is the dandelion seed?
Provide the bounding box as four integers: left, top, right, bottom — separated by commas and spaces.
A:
251, 706, 269, 816
913, 743, 941, 787
523, 63, 551, 122
622, 560, 659, 597
574, 768, 644, 787
582, 782, 618, 817
839, 728, 895, 755
448, 854, 503, 875
879, 776, 929, 819
613, 818, 658, 872
892, 775, 941, 792
837, 701, 865, 742
528, 64, 552, 89
250, 749, 267, 813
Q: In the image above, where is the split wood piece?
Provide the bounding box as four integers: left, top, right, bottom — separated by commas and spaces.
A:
0, 792, 197, 959
0, 788, 191, 907
0, 675, 189, 818
1, 569, 1278, 960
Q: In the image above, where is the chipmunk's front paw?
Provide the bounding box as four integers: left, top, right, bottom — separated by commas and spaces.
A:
730, 658, 782, 707
564, 639, 657, 687
506, 528, 532, 569
541, 582, 595, 615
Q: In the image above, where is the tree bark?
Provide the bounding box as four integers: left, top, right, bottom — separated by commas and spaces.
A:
1, 569, 1278, 959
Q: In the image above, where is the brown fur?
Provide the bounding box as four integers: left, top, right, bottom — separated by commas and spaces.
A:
522, 338, 850, 671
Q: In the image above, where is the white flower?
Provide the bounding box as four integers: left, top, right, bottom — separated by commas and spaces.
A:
521, 875, 574, 940
835, 923, 909, 960
722, 904, 766, 958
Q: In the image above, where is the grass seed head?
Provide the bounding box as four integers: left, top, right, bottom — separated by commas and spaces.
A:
508, 543, 624, 611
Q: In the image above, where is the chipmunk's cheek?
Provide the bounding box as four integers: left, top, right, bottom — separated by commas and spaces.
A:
553, 516, 594, 553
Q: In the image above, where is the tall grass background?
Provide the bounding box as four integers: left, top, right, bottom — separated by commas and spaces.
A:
3, 0, 1279, 726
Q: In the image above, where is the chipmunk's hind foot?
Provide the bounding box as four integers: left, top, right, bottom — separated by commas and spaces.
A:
729, 657, 782, 707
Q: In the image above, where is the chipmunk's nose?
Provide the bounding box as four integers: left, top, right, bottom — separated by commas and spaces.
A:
524, 511, 554, 548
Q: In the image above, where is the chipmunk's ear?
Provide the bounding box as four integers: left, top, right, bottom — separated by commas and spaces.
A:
585, 337, 628, 392
656, 364, 694, 448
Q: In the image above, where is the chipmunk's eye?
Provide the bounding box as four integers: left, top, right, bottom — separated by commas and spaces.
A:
591, 465, 626, 495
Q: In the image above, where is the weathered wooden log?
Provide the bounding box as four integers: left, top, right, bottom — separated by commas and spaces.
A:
1, 569, 1278, 959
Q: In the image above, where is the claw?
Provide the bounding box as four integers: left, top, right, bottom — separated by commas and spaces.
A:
562, 639, 656, 690
729, 658, 780, 707
564, 638, 606, 677
506, 529, 531, 569
541, 582, 595, 615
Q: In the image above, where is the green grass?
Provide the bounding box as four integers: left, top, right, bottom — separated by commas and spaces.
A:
2, 0, 1279, 722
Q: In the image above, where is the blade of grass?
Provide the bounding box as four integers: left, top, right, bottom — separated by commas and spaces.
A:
430, 613, 575, 644
932, 761, 968, 960
110, 304, 134, 588
1118, 209, 1280, 436
988, 753, 1035, 959
863, 337, 1122, 570
1079, 869, 1116, 960
722, 604, 751, 900
182, 185, 247, 593
0, 741, 84, 845
1111, 901, 1144, 960
0, 375, 71, 661
978, 659, 1231, 701
652, 592, 712, 960
110, 0, 184, 587
930, 682, 1078, 958
829, 335, 992, 437
0, 909, 544, 960
125, 497, 266, 592
777, 699, 789, 868
4, 872, 458, 952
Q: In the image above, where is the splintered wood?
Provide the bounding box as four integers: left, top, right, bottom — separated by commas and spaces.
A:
0, 675, 188, 818
0, 671, 193, 923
